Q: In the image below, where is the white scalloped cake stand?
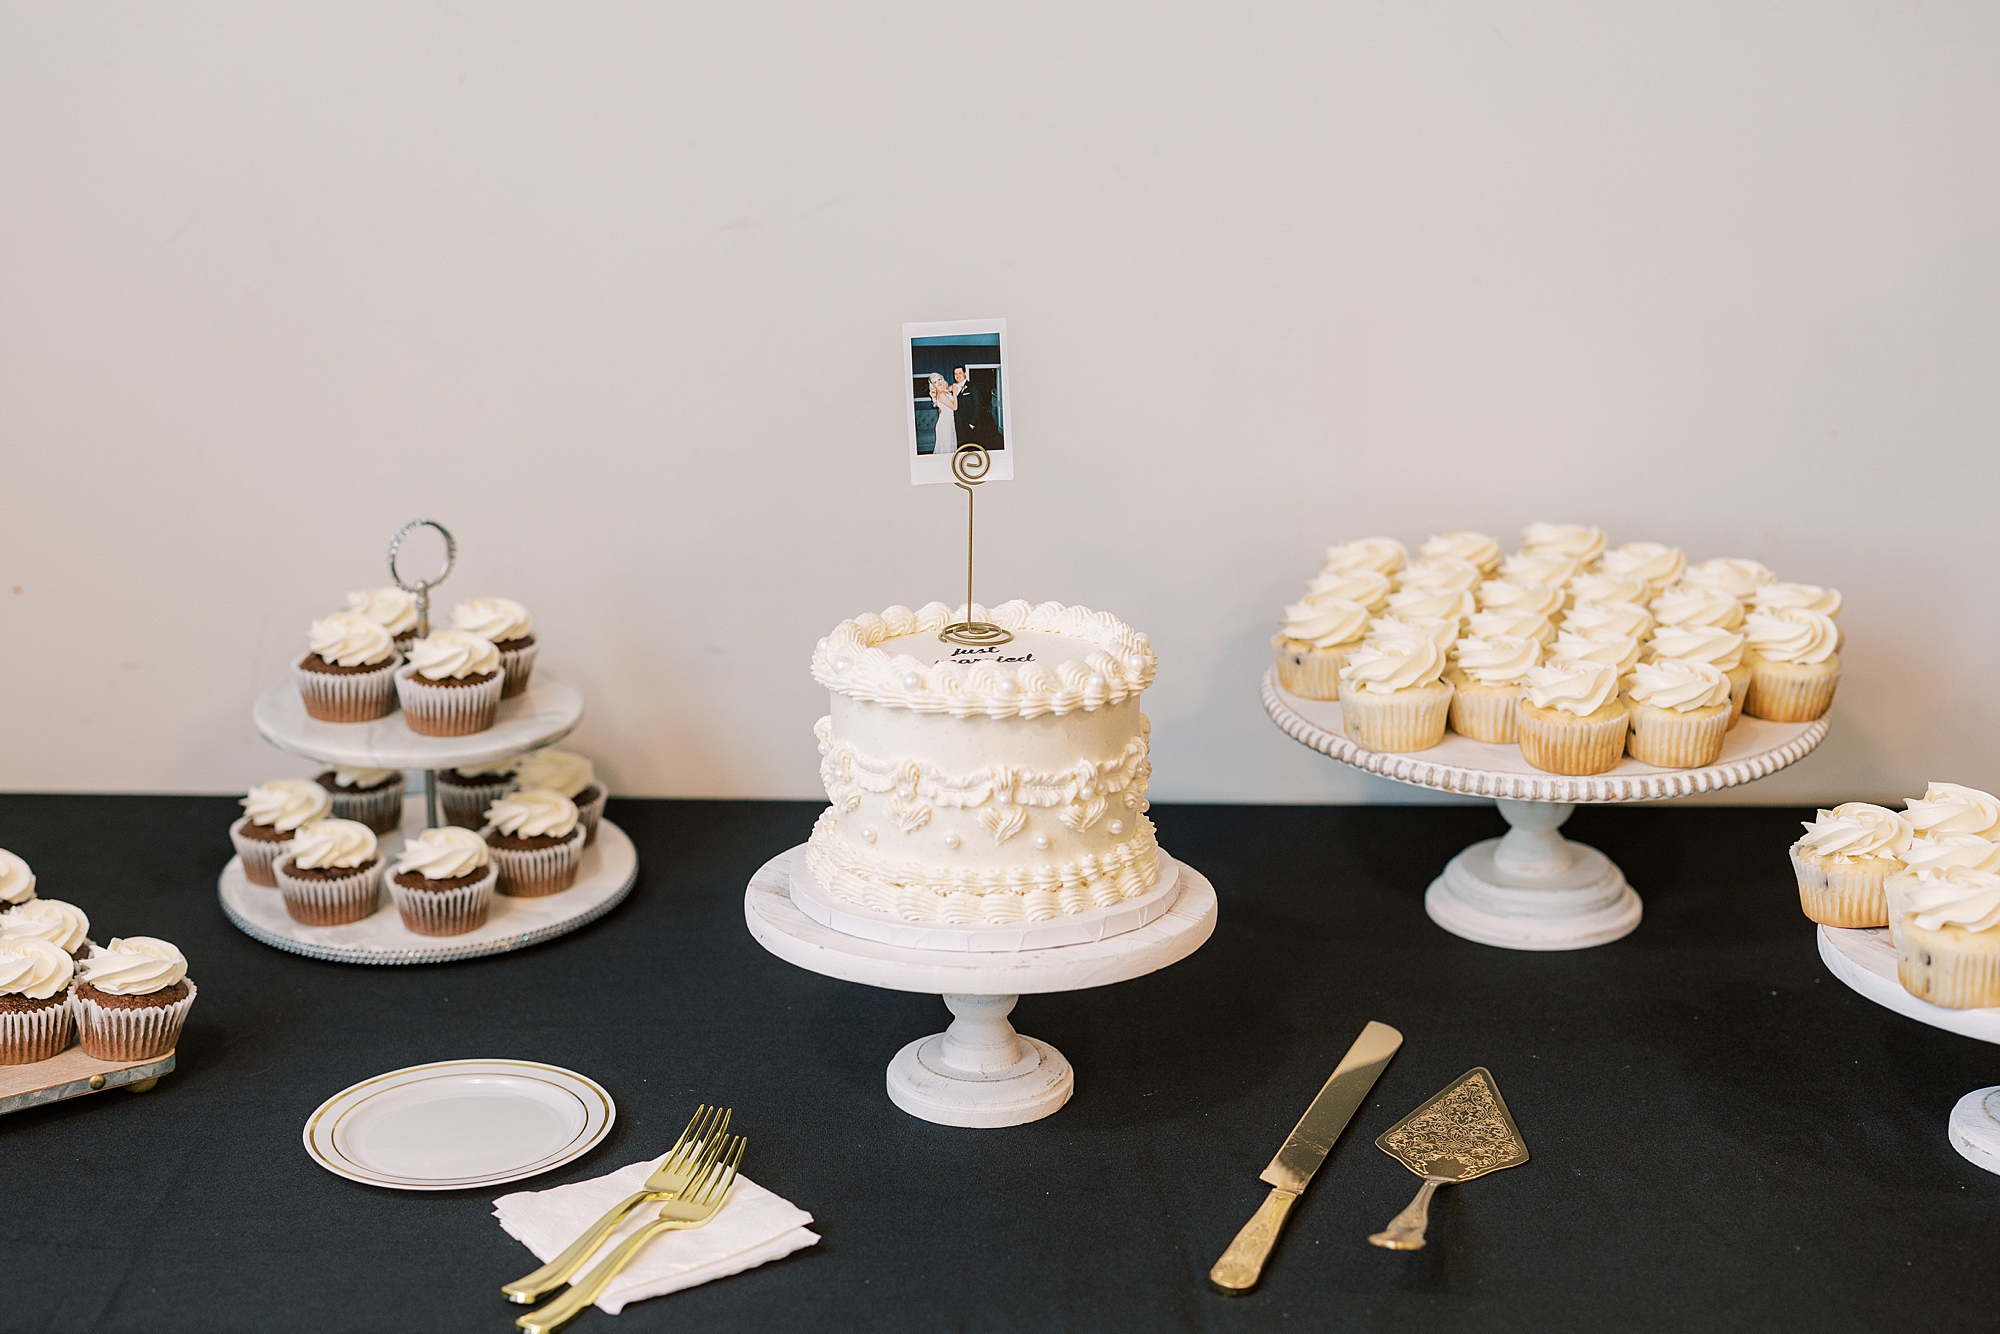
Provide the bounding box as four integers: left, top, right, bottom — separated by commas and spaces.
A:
1262, 669, 1830, 950
744, 846, 1217, 1128
1818, 925, 2000, 1175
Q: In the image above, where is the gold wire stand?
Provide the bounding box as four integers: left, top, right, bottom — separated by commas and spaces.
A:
938, 444, 1013, 647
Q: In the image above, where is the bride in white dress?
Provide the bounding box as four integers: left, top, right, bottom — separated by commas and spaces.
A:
927, 372, 961, 455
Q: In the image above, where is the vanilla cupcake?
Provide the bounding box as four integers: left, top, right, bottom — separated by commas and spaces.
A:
1446, 635, 1540, 743
484, 789, 586, 897
1, 899, 93, 961
1466, 608, 1557, 649
1383, 587, 1474, 626
1520, 522, 1607, 565
452, 597, 538, 698
315, 766, 404, 834
73, 937, 195, 1061
1645, 624, 1750, 728
1898, 835, 2000, 880
345, 586, 422, 651
1680, 557, 1776, 601
1273, 599, 1370, 700
275, 819, 384, 926
437, 756, 522, 829
1322, 538, 1407, 578
390, 827, 497, 936
294, 611, 402, 723
1749, 582, 1842, 619
1418, 532, 1502, 576
1552, 629, 1641, 676
1903, 783, 2000, 841
1337, 636, 1453, 753
1303, 567, 1392, 612
1790, 803, 1912, 927
1564, 571, 1648, 611
230, 778, 331, 886
1741, 608, 1839, 722
1563, 599, 1655, 644
1623, 658, 1731, 768
512, 750, 607, 845
1885, 865, 2000, 1009
1498, 551, 1582, 588
1394, 558, 1483, 596
1516, 659, 1630, 775
0, 849, 34, 906
1366, 616, 1458, 653
1479, 577, 1565, 620
1595, 542, 1685, 596
1649, 584, 1746, 634
396, 631, 505, 736
0, 937, 73, 1065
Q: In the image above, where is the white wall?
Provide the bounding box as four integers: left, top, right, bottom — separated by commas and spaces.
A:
4, 3, 1997, 804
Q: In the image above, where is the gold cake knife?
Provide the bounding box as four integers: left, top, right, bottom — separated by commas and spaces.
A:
1208, 1020, 1403, 1296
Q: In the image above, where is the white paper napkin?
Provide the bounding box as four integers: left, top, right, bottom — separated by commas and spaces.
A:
494, 1158, 818, 1314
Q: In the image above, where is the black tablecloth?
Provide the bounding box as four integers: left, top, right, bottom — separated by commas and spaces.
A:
4, 796, 1994, 1333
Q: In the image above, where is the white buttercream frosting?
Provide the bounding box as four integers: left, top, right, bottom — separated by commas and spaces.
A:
0, 937, 70, 999
1279, 600, 1368, 649
451, 596, 534, 643
1394, 558, 1483, 596
1452, 635, 1540, 686
813, 602, 1155, 720
1477, 580, 1565, 618
0, 849, 34, 905
1564, 600, 1654, 643
1595, 542, 1685, 591
1680, 558, 1776, 600
1551, 630, 1640, 674
1339, 637, 1447, 695
79, 937, 187, 996
1897, 835, 2000, 878
394, 827, 492, 879
1304, 568, 1392, 610
1624, 658, 1731, 712
453, 757, 520, 778
287, 819, 378, 870
1366, 616, 1457, 652
1646, 624, 1744, 671
1650, 585, 1747, 632
1322, 538, 1406, 576
1419, 532, 1501, 572
1520, 523, 1606, 563
1901, 865, 2000, 933
408, 631, 503, 681
1383, 587, 1473, 623
1743, 609, 1838, 665
487, 789, 580, 839
1904, 784, 2000, 841
1795, 803, 1912, 863
1565, 572, 1648, 608
1466, 609, 1554, 644
330, 766, 397, 788
306, 611, 394, 668
1498, 552, 1582, 588
1522, 660, 1620, 716
1750, 582, 1842, 618
511, 750, 595, 799
0, 898, 89, 953
243, 779, 331, 831
344, 587, 419, 636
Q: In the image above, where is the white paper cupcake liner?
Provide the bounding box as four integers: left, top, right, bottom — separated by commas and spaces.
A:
496, 639, 540, 699
229, 817, 295, 888
0, 996, 75, 1065
1626, 702, 1728, 768
395, 666, 505, 736
293, 653, 403, 723
74, 981, 197, 1062
439, 776, 515, 830
390, 866, 497, 936
575, 785, 607, 846
1339, 680, 1452, 753
1446, 676, 1520, 743
275, 858, 387, 926
1516, 702, 1631, 775
1272, 638, 1348, 700
1743, 658, 1840, 723
325, 776, 406, 834
1725, 664, 1751, 729
488, 829, 584, 897
1788, 846, 1891, 928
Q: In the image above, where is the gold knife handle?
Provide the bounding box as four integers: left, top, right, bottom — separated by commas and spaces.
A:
1208, 1187, 1298, 1295
502, 1190, 658, 1304
1368, 1177, 1447, 1251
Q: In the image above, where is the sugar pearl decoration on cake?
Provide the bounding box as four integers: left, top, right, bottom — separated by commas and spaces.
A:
1033, 835, 1051, 850
943, 833, 960, 850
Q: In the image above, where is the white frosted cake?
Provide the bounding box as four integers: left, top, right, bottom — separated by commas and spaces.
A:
805, 601, 1160, 924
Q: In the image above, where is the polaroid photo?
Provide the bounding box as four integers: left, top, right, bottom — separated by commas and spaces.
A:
905, 318, 1012, 486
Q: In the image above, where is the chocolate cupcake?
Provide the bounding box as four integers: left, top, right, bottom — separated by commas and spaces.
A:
294, 611, 403, 723
316, 766, 405, 834
0, 898, 93, 962
0, 847, 35, 907
511, 750, 606, 845
0, 937, 74, 1065
436, 758, 519, 829
230, 779, 332, 887
451, 597, 538, 698
396, 632, 505, 736
275, 819, 385, 926
345, 585, 422, 653
390, 827, 497, 936
484, 789, 584, 897
74, 937, 195, 1062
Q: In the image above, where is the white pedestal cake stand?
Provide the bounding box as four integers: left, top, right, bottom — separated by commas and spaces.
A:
1818, 925, 2000, 1175
1262, 670, 1829, 950
744, 846, 1217, 1128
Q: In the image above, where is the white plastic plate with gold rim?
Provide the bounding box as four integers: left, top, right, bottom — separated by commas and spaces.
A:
251, 675, 584, 771
1818, 925, 2000, 1176
304, 1059, 614, 1191
1262, 668, 1830, 950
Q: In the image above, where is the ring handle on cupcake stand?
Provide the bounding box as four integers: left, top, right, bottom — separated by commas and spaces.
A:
387, 518, 458, 830
1261, 669, 1830, 951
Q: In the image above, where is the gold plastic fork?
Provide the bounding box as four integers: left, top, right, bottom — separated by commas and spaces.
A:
501, 1105, 732, 1305
516, 1134, 746, 1334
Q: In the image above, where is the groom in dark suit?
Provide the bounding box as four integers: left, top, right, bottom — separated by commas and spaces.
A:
949, 367, 982, 446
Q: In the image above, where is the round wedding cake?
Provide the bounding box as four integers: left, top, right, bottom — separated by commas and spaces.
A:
805, 601, 1160, 924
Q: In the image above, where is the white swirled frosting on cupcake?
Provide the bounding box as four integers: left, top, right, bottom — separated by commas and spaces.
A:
79, 937, 188, 996
408, 631, 502, 681
0, 898, 90, 954
510, 751, 595, 800
486, 790, 580, 839
0, 936, 71, 999
395, 827, 491, 879
0, 849, 35, 906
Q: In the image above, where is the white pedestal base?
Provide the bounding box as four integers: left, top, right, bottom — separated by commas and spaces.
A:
1949, 1088, 2000, 1175
1424, 799, 1642, 950
885, 995, 1074, 1127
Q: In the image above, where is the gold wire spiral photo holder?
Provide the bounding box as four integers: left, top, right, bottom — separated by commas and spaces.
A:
939, 444, 1013, 647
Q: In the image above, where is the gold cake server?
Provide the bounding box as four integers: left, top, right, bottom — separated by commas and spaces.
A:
1367, 1066, 1529, 1251
1208, 1020, 1403, 1295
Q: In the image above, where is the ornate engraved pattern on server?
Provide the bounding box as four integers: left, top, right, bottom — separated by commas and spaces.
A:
1379, 1072, 1522, 1178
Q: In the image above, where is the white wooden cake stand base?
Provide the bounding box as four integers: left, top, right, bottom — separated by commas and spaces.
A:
1819, 925, 2000, 1175
1263, 670, 1828, 951
744, 846, 1217, 1128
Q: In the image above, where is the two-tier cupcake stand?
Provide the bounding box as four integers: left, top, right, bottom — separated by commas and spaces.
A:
1262, 670, 1830, 950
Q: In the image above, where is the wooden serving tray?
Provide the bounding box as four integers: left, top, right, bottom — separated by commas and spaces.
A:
0, 1046, 176, 1116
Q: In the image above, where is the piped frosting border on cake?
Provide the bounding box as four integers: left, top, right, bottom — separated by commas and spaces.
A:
811, 601, 1156, 719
